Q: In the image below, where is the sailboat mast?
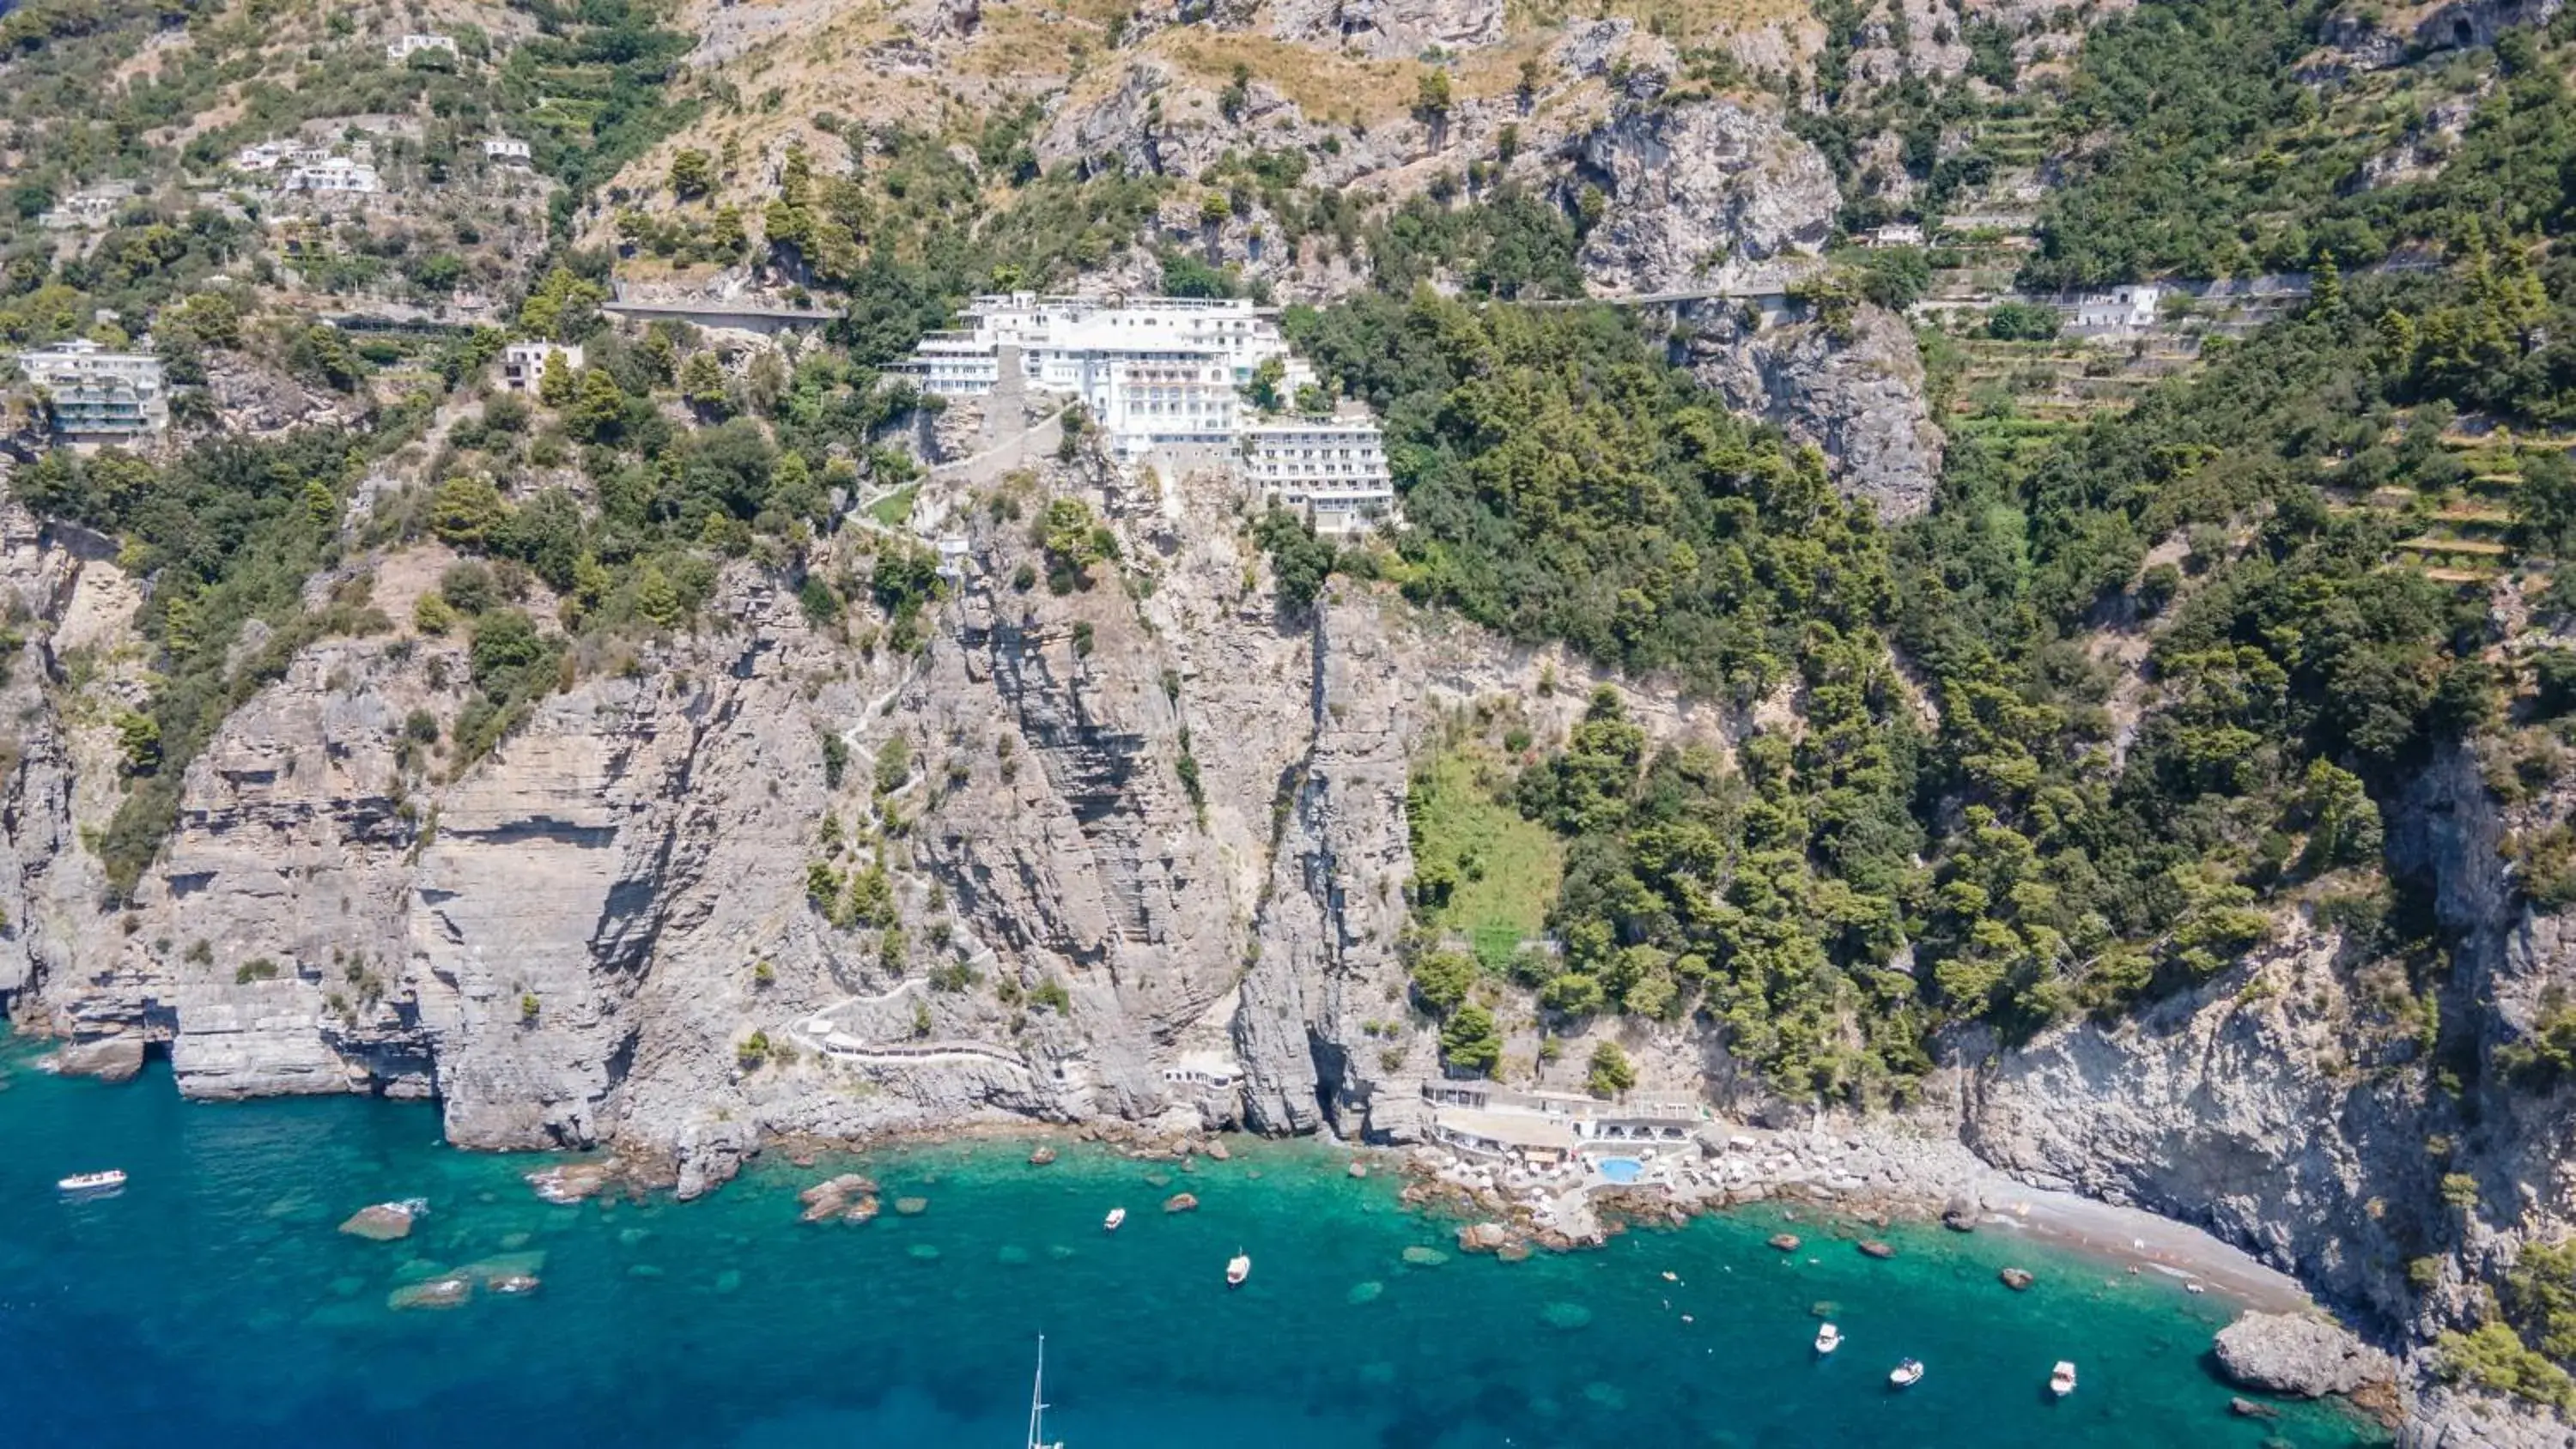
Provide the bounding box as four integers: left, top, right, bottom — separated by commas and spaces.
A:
1026, 1336, 1048, 1449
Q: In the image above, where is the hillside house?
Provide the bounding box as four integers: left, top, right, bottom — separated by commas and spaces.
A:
12, 339, 169, 442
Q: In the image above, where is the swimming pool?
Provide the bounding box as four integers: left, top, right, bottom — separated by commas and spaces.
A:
1597, 1158, 1643, 1185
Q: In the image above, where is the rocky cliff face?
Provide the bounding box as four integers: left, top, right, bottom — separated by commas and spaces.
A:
1966, 739, 2576, 1437
1571, 98, 1838, 294
1675, 297, 1944, 519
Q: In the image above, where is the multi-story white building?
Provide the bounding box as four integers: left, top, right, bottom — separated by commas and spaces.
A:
386, 33, 459, 63
283, 159, 382, 195
900, 294, 1397, 536
11, 339, 169, 442
483, 137, 532, 163
499, 341, 584, 391
1240, 417, 1395, 538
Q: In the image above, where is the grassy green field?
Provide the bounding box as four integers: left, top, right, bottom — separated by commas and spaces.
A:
1408, 748, 1562, 966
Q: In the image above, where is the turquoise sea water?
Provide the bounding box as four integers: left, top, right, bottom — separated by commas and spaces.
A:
0, 1045, 2380, 1449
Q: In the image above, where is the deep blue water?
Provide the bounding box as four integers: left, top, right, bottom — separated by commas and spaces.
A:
0, 1044, 2379, 1448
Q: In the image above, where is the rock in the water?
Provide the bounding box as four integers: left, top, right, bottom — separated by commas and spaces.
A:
1028, 1146, 1057, 1167
893, 1197, 929, 1216
487, 1274, 540, 1295
1999, 1267, 2035, 1291
1941, 1195, 1978, 1233
1769, 1233, 1801, 1252
526, 1161, 617, 1205
338, 1202, 421, 1241
1206, 1139, 1230, 1162
387, 1276, 473, 1311
2212, 1313, 2397, 1398
1856, 1240, 1895, 1259
845, 1195, 881, 1224
1458, 1222, 1512, 1253
1347, 1161, 1368, 1179
46, 1036, 144, 1084
2229, 1397, 2279, 1420
1401, 1246, 1449, 1266
1163, 1192, 1198, 1213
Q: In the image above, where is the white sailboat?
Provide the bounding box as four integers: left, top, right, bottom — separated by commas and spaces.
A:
1027, 1337, 1063, 1449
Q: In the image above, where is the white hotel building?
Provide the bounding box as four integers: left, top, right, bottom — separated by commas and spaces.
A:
900, 294, 1397, 538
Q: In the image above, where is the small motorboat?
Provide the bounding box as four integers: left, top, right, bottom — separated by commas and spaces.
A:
1225, 1252, 1251, 1287
2050, 1361, 2077, 1397
58, 1170, 126, 1196
1888, 1358, 1924, 1389
1814, 1323, 1842, 1355
1103, 1207, 1127, 1232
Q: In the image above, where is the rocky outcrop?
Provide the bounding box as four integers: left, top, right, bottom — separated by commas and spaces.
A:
2418, 0, 2563, 51
2214, 1312, 2397, 1398
1675, 299, 1943, 519
1572, 100, 1837, 295
1269, 0, 1505, 58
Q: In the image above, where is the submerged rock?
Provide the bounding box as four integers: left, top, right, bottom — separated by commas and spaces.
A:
1856, 1240, 1895, 1259
1768, 1233, 1801, 1252
1162, 1192, 1198, 1213
1401, 1246, 1448, 1267
526, 1161, 618, 1205
386, 1276, 472, 1311
799, 1173, 879, 1222
338, 1203, 421, 1241
1347, 1281, 1385, 1304
2212, 1313, 2397, 1399
1028, 1146, 1057, 1167
2229, 1397, 2280, 1420
1542, 1301, 1593, 1330
893, 1197, 930, 1216
487, 1274, 541, 1295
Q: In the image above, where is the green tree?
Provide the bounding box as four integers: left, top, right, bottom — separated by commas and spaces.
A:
568, 368, 628, 441
669, 149, 714, 199
1586, 1040, 1637, 1097
538, 349, 576, 406
1439, 1002, 1503, 1075
429, 476, 512, 548
1410, 950, 1477, 1014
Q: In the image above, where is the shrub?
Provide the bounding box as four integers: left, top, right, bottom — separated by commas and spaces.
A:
234, 957, 280, 984
1586, 1040, 1637, 1096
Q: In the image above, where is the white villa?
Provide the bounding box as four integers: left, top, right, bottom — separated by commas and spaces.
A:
11, 339, 169, 442
500, 341, 584, 391
234, 141, 332, 173
2069, 282, 2164, 335
898, 294, 1397, 537
283, 158, 382, 195
386, 33, 460, 63
38, 185, 133, 231
484, 137, 533, 163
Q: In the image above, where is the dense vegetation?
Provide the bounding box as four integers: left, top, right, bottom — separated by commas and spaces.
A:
2025, 0, 2576, 287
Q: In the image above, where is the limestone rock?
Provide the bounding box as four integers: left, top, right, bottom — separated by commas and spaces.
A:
338, 1203, 421, 1241
1268, 0, 1504, 58
1573, 100, 1837, 295
2213, 1313, 2396, 1399
1999, 1267, 2033, 1291
386, 1276, 473, 1311
1163, 1191, 1199, 1213
1675, 299, 1942, 520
